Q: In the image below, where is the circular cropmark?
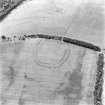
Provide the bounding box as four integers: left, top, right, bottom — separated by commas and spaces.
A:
33, 39, 70, 68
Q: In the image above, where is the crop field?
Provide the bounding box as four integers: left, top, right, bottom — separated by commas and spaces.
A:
0, 36, 100, 105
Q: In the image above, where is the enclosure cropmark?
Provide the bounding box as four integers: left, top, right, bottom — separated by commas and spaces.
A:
33, 38, 70, 68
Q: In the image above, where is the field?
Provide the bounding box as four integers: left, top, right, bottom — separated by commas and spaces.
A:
0, 38, 98, 105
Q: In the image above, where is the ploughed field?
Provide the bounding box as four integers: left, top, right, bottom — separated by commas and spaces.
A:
0, 38, 98, 105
